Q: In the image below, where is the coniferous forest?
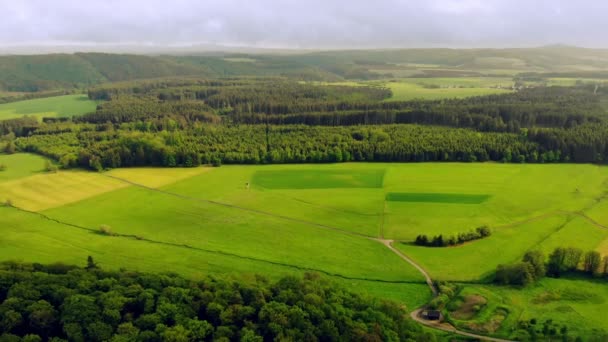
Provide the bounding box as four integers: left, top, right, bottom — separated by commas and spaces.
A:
3, 78, 608, 170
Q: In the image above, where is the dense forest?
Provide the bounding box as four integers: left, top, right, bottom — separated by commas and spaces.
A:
2, 78, 606, 169
0, 261, 432, 342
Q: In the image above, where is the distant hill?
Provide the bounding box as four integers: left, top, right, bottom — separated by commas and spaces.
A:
2, 46, 608, 92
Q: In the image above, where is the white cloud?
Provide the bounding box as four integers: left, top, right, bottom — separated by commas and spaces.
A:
0, 0, 605, 48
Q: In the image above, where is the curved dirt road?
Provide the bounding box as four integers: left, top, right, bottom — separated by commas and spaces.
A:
378, 239, 516, 342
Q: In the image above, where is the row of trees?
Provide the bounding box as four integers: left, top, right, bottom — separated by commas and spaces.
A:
413, 226, 491, 247
495, 247, 608, 286
14, 121, 608, 171
0, 260, 431, 342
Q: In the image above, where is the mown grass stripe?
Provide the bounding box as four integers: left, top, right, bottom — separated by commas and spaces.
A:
386, 192, 490, 204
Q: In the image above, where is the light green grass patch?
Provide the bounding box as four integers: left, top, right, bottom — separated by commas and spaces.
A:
43, 185, 424, 282
0, 205, 430, 309
0, 94, 97, 121
0, 153, 47, 182
386, 192, 490, 204
381, 78, 513, 101
252, 169, 385, 189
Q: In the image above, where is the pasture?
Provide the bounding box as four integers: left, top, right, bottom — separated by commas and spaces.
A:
0, 94, 97, 121
448, 278, 608, 339
2, 158, 608, 335
380, 78, 513, 101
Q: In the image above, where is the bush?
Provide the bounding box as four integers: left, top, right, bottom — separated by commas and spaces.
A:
211, 157, 222, 167
414, 227, 491, 247
99, 225, 115, 236
495, 262, 535, 286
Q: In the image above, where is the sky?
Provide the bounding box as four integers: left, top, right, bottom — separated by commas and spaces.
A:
0, 0, 607, 49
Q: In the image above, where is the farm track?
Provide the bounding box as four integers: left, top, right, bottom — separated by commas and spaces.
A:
7, 204, 423, 285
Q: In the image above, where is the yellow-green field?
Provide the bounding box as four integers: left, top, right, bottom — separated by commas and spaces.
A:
381, 78, 513, 101
0, 94, 97, 121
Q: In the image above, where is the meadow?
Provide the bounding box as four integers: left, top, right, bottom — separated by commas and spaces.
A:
447, 278, 608, 339
0, 94, 97, 121
379, 78, 513, 101
2, 156, 608, 337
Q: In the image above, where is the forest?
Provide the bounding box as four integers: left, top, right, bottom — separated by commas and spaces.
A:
0, 261, 431, 342
1, 78, 606, 170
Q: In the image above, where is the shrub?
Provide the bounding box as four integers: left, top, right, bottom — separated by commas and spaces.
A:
99, 225, 115, 236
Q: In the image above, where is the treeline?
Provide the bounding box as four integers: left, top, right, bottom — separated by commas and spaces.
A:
14, 121, 608, 171
414, 226, 491, 247
15, 124, 542, 170
0, 260, 431, 342
495, 247, 608, 286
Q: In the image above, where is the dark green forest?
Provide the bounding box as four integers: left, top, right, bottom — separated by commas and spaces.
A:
3, 78, 608, 170
0, 261, 433, 342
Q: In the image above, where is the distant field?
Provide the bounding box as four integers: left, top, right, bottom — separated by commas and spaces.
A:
382, 78, 513, 101
0, 94, 97, 121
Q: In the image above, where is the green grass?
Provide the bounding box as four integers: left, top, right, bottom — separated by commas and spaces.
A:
0, 153, 48, 182
1, 205, 431, 310
451, 278, 608, 339
43, 185, 423, 282
252, 169, 385, 189
379, 78, 513, 101
386, 192, 490, 204
2, 159, 608, 329
396, 215, 572, 281
0, 94, 97, 121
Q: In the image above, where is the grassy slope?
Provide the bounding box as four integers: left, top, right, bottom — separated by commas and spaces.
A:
0, 153, 47, 182
1, 205, 431, 309
2, 160, 608, 332
0, 94, 97, 120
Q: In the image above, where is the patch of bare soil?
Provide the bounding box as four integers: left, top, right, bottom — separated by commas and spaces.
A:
451, 294, 487, 320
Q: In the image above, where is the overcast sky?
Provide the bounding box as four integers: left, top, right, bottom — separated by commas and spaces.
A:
0, 0, 606, 49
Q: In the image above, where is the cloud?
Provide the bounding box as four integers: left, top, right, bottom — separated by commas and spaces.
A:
0, 0, 606, 48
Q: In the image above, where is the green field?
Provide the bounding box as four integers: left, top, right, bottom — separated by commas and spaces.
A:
0, 153, 48, 182
386, 192, 491, 204
252, 169, 386, 189
447, 278, 608, 339
2, 158, 608, 337
380, 78, 513, 101
0, 94, 97, 121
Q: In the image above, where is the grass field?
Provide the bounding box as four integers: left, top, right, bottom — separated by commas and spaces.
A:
2, 158, 608, 335
449, 278, 608, 339
0, 94, 97, 121
0, 153, 48, 182
380, 78, 513, 101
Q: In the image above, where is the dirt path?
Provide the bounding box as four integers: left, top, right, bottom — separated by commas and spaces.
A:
376, 239, 437, 295
377, 238, 517, 341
